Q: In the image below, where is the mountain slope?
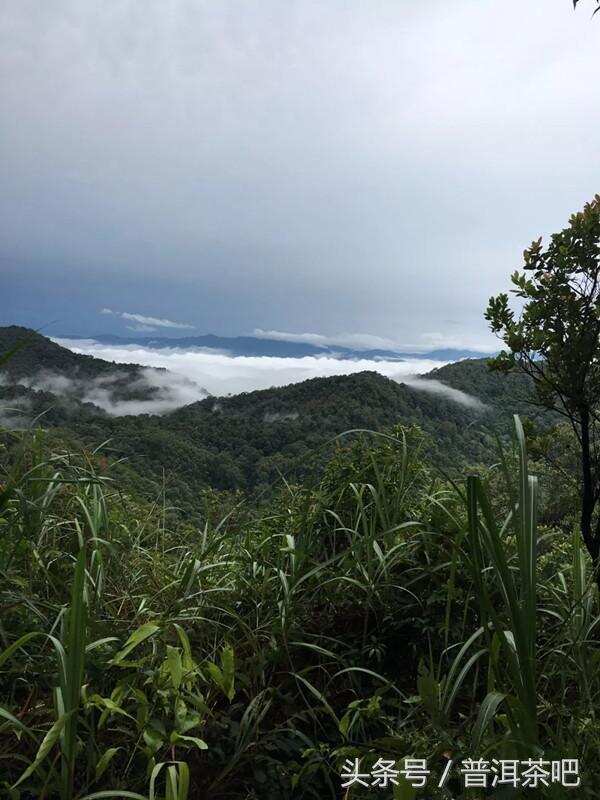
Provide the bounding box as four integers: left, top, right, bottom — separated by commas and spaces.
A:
59, 367, 534, 512
0, 326, 147, 381
0, 326, 203, 421
428, 359, 536, 413
1, 328, 538, 513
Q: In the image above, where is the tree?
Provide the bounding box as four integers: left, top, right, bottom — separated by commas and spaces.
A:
485, 196, 600, 576
574, 0, 600, 15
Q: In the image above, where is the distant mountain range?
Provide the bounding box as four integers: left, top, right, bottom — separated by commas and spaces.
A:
61, 332, 491, 362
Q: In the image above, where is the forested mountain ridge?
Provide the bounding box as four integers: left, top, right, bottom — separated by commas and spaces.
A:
428, 358, 538, 414
0, 327, 539, 511
0, 326, 202, 421
0, 326, 149, 381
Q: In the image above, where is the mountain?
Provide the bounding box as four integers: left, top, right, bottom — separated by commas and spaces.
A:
0, 327, 536, 513
0, 326, 149, 381
0, 326, 204, 423
60, 332, 490, 362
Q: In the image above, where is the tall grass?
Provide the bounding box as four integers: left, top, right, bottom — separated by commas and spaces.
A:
0, 420, 598, 798
467, 415, 538, 751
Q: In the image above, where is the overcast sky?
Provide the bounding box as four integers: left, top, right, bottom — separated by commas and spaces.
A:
1, 1, 599, 350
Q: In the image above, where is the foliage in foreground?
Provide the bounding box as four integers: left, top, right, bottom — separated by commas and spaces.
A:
0, 422, 599, 798
487, 195, 600, 578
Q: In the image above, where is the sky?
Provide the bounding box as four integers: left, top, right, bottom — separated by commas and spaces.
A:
1, 1, 600, 352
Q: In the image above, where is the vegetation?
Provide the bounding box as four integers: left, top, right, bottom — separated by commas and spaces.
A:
0, 409, 598, 797
4, 198, 600, 796
0, 328, 150, 389
1, 327, 548, 515
486, 196, 600, 579
574, 0, 600, 15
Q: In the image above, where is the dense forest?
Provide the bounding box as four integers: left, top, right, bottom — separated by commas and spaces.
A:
0, 326, 546, 517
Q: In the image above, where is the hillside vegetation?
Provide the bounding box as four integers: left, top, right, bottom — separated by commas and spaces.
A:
0, 327, 150, 385
1, 326, 595, 799
0, 410, 595, 799
0, 329, 544, 516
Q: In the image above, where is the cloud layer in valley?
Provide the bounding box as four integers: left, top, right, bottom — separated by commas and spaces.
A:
53, 338, 484, 411
393, 377, 487, 410
12, 366, 207, 417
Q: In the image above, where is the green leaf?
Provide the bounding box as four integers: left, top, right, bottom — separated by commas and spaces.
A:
393, 759, 417, 800
95, 747, 121, 781
220, 645, 235, 701
291, 673, 339, 726
166, 646, 183, 690
173, 623, 194, 673
171, 732, 208, 750
63, 547, 88, 787
205, 648, 235, 701
111, 623, 160, 665
89, 694, 135, 720
338, 711, 352, 737
149, 762, 166, 800
177, 762, 190, 800
85, 637, 119, 653
143, 727, 164, 753
206, 662, 224, 689
471, 691, 505, 752
0, 705, 35, 739
13, 712, 71, 788
175, 709, 202, 735
79, 792, 148, 800
0, 632, 41, 669
416, 661, 440, 719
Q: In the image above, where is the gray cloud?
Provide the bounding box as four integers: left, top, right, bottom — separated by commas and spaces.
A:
1, 2, 599, 346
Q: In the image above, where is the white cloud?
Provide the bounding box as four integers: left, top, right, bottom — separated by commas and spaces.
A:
252, 328, 498, 354
263, 411, 300, 422
0, 395, 32, 430
394, 377, 486, 410
81, 369, 206, 415
413, 332, 498, 354
54, 338, 451, 398
252, 329, 403, 351
16, 366, 207, 416
100, 309, 194, 330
